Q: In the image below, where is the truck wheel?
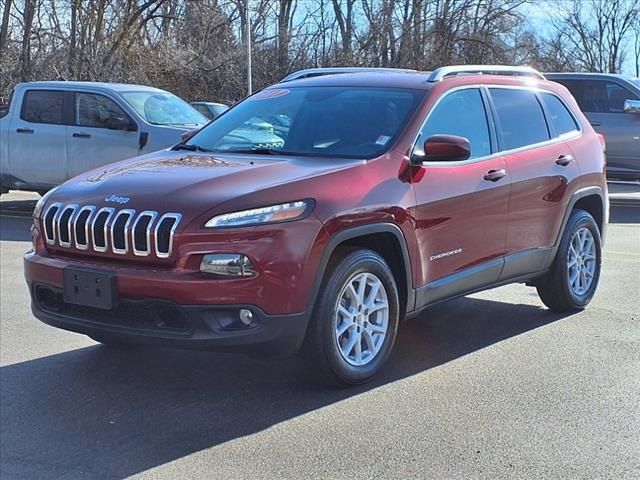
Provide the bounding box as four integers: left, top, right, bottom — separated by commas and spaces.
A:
304, 249, 399, 386
536, 209, 602, 312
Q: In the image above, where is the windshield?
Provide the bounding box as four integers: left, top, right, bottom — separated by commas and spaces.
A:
188, 86, 424, 159
121, 90, 207, 126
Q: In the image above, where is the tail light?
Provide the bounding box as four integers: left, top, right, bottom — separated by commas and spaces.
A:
597, 133, 606, 153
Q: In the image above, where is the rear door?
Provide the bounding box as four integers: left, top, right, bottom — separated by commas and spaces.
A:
410, 87, 510, 305
487, 87, 581, 279
556, 78, 640, 177
8, 89, 68, 186
67, 91, 140, 179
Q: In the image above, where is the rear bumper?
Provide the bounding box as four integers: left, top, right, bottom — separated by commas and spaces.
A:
29, 282, 309, 356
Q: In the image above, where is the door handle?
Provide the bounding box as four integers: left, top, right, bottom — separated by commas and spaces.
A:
555, 155, 574, 166
72, 132, 91, 139
16, 128, 34, 134
483, 169, 506, 182
589, 121, 601, 127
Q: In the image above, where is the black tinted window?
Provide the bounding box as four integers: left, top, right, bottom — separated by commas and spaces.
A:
419, 88, 491, 159
556, 79, 639, 113
490, 88, 550, 150
541, 93, 579, 136
75, 93, 129, 128
21, 90, 65, 124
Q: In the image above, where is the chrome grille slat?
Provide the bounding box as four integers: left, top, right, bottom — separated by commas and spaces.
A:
57, 204, 78, 248
154, 213, 182, 258
43, 204, 179, 259
74, 206, 95, 250
131, 211, 157, 257
43, 203, 63, 245
110, 209, 135, 255
91, 207, 115, 252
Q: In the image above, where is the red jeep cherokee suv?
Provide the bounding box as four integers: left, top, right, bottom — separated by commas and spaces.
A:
25, 65, 608, 385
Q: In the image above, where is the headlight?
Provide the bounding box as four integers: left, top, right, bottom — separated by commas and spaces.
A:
205, 200, 313, 228
33, 187, 58, 219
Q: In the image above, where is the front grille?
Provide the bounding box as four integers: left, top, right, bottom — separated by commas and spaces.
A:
42, 203, 182, 258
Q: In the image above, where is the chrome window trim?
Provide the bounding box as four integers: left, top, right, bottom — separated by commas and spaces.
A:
91, 207, 115, 252
131, 210, 158, 257
110, 209, 136, 255
411, 84, 583, 167
42, 202, 63, 245
56, 204, 79, 248
74, 205, 95, 250
154, 213, 182, 258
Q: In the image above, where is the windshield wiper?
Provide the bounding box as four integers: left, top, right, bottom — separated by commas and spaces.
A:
220, 148, 292, 155
172, 143, 212, 153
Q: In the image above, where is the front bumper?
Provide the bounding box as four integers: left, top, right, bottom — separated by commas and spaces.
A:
29, 282, 308, 356
24, 250, 311, 356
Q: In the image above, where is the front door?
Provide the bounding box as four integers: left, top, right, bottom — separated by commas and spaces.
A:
67, 91, 140, 179
410, 87, 510, 306
8, 89, 68, 187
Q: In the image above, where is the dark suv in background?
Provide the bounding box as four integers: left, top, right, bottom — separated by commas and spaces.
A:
25, 66, 608, 385
547, 73, 640, 180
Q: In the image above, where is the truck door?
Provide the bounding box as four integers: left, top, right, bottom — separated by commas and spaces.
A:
67, 91, 140, 178
8, 89, 68, 187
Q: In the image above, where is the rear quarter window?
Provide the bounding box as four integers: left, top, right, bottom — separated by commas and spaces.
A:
540, 92, 580, 136
21, 90, 65, 124
489, 88, 550, 151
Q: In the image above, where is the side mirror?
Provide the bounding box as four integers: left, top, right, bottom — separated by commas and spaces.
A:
624, 99, 640, 114
412, 134, 471, 164
181, 128, 200, 143
107, 116, 136, 131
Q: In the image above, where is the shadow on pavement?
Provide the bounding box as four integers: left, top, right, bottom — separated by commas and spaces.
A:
0, 216, 32, 242
609, 205, 640, 224
0, 297, 570, 479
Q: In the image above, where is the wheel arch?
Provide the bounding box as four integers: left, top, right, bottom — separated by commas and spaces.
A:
306, 223, 415, 317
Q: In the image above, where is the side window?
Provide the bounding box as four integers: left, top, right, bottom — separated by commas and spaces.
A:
418, 88, 491, 159
21, 90, 65, 124
490, 88, 550, 150
540, 92, 580, 136
553, 79, 584, 108
578, 80, 639, 113
75, 92, 130, 129
193, 104, 213, 120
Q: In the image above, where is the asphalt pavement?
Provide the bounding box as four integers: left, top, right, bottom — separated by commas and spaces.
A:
1, 192, 639, 479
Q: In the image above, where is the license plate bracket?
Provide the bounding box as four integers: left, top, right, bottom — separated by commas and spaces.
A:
63, 268, 117, 310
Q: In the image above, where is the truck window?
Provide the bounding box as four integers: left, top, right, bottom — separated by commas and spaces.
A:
21, 90, 65, 124
75, 92, 130, 129
489, 88, 550, 150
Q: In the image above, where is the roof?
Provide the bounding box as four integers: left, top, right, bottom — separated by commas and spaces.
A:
16, 81, 166, 93
546, 72, 631, 80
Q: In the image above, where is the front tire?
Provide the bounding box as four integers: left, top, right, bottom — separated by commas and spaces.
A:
536, 209, 602, 312
303, 249, 400, 386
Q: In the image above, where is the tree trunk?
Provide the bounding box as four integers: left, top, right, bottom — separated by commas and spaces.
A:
0, 0, 12, 54
20, 0, 35, 81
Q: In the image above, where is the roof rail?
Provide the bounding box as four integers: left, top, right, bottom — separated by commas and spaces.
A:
427, 65, 545, 82
281, 67, 417, 82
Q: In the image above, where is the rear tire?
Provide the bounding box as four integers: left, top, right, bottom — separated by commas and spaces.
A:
303, 248, 400, 386
536, 209, 602, 312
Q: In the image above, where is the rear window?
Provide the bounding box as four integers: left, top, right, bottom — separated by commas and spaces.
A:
540, 92, 580, 136
21, 90, 65, 124
489, 88, 550, 151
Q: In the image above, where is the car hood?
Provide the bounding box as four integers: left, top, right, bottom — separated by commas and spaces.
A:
51, 149, 350, 215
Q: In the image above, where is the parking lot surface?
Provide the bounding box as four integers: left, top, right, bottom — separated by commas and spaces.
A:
1, 192, 639, 479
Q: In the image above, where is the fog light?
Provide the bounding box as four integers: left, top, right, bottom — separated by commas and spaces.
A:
200, 254, 257, 276
239, 309, 254, 326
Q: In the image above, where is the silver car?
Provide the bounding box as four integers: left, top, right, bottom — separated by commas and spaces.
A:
0, 81, 207, 194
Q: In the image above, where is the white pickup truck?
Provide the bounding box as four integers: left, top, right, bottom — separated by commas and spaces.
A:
0, 81, 208, 194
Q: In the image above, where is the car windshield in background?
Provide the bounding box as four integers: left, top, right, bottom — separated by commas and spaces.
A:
189, 87, 424, 159
632, 79, 640, 88
121, 90, 206, 126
